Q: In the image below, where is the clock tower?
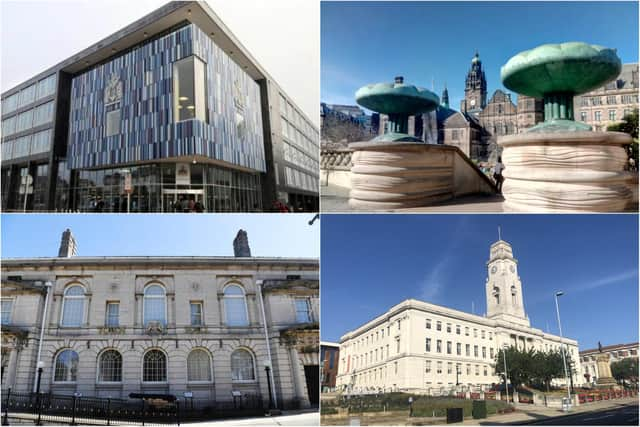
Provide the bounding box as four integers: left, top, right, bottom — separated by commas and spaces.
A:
461, 52, 487, 116
485, 237, 529, 327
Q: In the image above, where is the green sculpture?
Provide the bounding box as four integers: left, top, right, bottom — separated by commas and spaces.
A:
355, 76, 439, 142
501, 42, 622, 132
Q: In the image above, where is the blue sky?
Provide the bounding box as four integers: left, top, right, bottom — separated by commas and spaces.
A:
321, 1, 639, 110
321, 214, 639, 351
1, 214, 319, 258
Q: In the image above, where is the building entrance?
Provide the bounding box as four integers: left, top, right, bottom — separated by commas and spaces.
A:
162, 189, 204, 212
304, 365, 319, 405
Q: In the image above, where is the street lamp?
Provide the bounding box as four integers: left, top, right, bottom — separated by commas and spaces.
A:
555, 291, 572, 412
35, 361, 44, 425
502, 345, 511, 404
262, 360, 274, 411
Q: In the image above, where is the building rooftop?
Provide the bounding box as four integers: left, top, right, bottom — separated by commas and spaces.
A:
580, 342, 639, 354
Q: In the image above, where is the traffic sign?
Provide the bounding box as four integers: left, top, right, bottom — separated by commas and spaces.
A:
124, 174, 132, 193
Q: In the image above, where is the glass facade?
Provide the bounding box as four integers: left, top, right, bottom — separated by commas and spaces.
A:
67, 162, 261, 213
68, 24, 265, 172
278, 92, 319, 195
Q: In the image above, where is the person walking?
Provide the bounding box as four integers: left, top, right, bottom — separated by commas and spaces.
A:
493, 156, 505, 193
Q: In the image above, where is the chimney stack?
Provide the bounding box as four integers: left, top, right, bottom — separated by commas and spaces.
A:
233, 230, 251, 257
58, 229, 77, 258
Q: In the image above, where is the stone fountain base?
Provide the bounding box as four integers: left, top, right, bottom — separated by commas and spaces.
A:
348, 141, 495, 210
499, 131, 637, 212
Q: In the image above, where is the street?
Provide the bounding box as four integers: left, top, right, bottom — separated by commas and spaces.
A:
523, 403, 638, 425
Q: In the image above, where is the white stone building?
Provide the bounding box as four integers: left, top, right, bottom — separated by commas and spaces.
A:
336, 238, 581, 393
0, 230, 319, 409
574, 63, 639, 131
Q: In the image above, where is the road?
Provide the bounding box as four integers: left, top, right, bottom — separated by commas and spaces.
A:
524, 403, 638, 425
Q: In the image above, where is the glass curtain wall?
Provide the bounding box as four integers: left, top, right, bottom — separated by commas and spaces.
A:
68, 163, 261, 213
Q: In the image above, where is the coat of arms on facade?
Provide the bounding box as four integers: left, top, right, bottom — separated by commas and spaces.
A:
104, 73, 123, 104
145, 321, 165, 335
233, 79, 244, 111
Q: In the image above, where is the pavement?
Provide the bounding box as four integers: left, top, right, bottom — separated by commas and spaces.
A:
321, 397, 638, 426
6, 408, 320, 426
320, 184, 505, 213
193, 409, 320, 426
459, 397, 639, 426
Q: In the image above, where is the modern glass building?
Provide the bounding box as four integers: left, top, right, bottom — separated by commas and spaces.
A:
1, 1, 319, 212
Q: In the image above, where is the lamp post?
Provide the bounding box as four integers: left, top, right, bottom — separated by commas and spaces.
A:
555, 291, 572, 412
502, 344, 510, 404
35, 361, 44, 425
263, 360, 274, 411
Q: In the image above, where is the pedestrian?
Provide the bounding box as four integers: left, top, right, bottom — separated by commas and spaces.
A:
493, 156, 505, 193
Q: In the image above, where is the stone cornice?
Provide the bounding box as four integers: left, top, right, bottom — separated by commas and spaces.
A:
1, 256, 318, 271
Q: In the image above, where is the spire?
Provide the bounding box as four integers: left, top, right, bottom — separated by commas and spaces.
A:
233, 229, 251, 257
58, 229, 77, 258
441, 83, 449, 108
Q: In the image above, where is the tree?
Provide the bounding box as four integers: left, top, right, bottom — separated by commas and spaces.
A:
321, 113, 372, 146
495, 346, 569, 392
611, 357, 639, 385
495, 346, 536, 389
531, 350, 565, 392
607, 108, 639, 169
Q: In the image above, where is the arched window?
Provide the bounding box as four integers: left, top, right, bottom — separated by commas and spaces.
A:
61, 285, 85, 327
143, 349, 167, 382
223, 285, 248, 326
98, 350, 122, 382
187, 349, 212, 382
493, 286, 500, 305
231, 348, 255, 381
54, 349, 79, 382
143, 284, 166, 326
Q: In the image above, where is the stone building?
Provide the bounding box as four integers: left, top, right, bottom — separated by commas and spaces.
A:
478, 90, 518, 138
321, 342, 340, 392
0, 229, 319, 408
574, 63, 639, 131
459, 52, 544, 162
580, 342, 639, 384
460, 52, 487, 116
335, 237, 581, 393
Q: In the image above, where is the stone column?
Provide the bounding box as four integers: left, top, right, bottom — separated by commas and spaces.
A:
6, 346, 18, 390
288, 347, 310, 408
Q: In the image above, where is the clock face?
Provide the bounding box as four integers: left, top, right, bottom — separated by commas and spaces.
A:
491, 266, 497, 274
470, 99, 476, 107
510, 265, 515, 273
